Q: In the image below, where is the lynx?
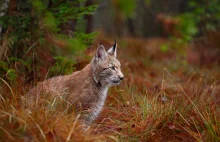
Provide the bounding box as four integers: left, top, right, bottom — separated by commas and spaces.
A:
27, 42, 124, 124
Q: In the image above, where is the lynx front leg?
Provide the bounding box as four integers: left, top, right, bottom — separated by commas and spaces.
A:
83, 102, 105, 125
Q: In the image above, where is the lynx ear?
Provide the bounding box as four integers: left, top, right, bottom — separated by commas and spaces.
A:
107, 41, 117, 57
95, 45, 107, 62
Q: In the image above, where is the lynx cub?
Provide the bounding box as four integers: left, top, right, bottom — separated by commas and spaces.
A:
27, 42, 124, 124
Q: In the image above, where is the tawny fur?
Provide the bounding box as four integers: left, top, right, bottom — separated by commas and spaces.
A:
27, 43, 124, 124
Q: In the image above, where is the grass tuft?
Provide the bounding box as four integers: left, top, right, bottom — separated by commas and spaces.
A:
0, 38, 219, 141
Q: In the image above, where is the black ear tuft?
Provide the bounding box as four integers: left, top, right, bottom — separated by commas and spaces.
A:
113, 39, 117, 51
107, 41, 117, 57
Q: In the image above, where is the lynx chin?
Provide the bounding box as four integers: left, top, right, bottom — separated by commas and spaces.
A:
27, 42, 124, 124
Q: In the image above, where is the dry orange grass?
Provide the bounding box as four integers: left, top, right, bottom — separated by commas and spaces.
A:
0, 38, 219, 141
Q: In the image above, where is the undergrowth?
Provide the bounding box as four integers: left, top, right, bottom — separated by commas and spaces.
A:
0, 38, 219, 141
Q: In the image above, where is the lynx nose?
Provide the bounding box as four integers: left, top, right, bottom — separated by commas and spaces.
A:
119, 75, 124, 80
118, 71, 124, 81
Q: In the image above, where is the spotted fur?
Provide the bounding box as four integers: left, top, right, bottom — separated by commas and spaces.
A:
27, 43, 124, 124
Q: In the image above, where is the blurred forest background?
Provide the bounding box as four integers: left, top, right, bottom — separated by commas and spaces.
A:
0, 0, 219, 83
0, 0, 219, 141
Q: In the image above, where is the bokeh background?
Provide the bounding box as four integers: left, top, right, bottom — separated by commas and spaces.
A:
0, 0, 219, 82
0, 0, 220, 141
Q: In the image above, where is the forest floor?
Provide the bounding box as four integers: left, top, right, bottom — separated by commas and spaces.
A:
0, 36, 219, 141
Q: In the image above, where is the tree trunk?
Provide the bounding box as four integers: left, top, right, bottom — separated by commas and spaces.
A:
85, 0, 93, 33
0, 0, 10, 37
0, 0, 17, 60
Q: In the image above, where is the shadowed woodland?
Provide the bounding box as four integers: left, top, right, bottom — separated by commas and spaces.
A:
0, 0, 220, 141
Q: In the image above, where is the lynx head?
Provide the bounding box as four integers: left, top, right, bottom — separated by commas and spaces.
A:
92, 42, 124, 87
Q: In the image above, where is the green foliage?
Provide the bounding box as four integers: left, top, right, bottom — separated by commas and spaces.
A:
144, 0, 151, 7
42, 11, 59, 32
75, 32, 98, 45
178, 14, 198, 42
0, 0, 98, 83
0, 57, 30, 82
160, 44, 169, 53
51, 1, 98, 23
50, 56, 76, 76
177, 0, 220, 42
32, 0, 47, 13
117, 0, 136, 18
6, 69, 17, 81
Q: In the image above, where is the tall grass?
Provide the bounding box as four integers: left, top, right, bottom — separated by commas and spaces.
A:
0, 70, 219, 141
0, 38, 219, 141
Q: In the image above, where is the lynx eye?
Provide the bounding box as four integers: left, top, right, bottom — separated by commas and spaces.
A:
111, 66, 116, 70
109, 63, 116, 71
